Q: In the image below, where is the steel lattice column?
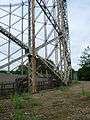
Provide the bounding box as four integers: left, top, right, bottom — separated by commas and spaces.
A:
57, 0, 71, 83
31, 0, 37, 93
8, 3, 11, 73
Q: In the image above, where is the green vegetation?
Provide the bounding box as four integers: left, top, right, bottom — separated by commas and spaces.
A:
78, 46, 90, 81
30, 115, 41, 120
81, 89, 90, 98
78, 66, 90, 81
0, 70, 8, 74
12, 110, 41, 120
11, 93, 41, 120
0, 82, 90, 120
80, 90, 90, 99
55, 85, 69, 91
80, 83, 90, 99
72, 80, 81, 84
0, 58, 56, 76
11, 65, 28, 75
0, 102, 3, 113
11, 94, 23, 109
11, 110, 41, 120
81, 84, 86, 96
85, 92, 90, 98
12, 110, 26, 120
29, 97, 42, 108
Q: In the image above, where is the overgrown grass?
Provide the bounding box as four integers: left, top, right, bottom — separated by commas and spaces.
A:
12, 110, 26, 120
29, 97, 42, 108
11, 109, 41, 120
59, 86, 69, 91
81, 90, 90, 98
11, 94, 23, 109
12, 110, 40, 120
85, 92, 90, 98
22, 93, 42, 108
80, 84, 90, 99
54, 85, 69, 92
72, 80, 81, 84
0, 102, 3, 113
81, 85, 86, 96
11, 93, 41, 120
31, 114, 41, 120
54, 80, 80, 92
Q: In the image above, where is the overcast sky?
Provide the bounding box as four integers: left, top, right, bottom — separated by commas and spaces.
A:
0, 0, 90, 70
68, 0, 90, 70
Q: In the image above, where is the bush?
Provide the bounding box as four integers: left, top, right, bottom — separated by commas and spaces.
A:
78, 66, 90, 81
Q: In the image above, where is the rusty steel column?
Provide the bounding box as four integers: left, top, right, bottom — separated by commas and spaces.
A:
28, 0, 32, 92
8, 3, 11, 73
43, 0, 48, 77
31, 0, 37, 93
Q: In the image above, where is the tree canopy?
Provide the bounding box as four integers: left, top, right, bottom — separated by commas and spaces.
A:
78, 46, 90, 81
79, 46, 90, 67
10, 57, 56, 76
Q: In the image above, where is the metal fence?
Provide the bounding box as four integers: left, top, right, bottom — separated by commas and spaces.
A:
0, 76, 62, 96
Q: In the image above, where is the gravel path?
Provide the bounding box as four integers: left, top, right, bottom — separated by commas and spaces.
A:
32, 81, 90, 120
0, 81, 90, 120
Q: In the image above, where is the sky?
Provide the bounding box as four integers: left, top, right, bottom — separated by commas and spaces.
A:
0, 0, 90, 70
67, 0, 90, 70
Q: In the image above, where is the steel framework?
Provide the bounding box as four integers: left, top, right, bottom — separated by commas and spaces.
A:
0, 0, 71, 92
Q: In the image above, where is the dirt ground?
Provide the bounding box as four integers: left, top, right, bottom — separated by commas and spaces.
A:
0, 81, 90, 120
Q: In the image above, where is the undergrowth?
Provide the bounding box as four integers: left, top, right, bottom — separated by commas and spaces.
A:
80, 84, 90, 99
11, 93, 41, 120
0, 102, 3, 113
11, 94, 23, 109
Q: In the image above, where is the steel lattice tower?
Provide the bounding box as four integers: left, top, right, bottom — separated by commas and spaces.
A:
0, 0, 71, 92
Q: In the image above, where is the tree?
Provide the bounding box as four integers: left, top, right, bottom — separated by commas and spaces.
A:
79, 46, 90, 67
0, 70, 7, 74
2, 56, 59, 79
11, 57, 55, 76
11, 65, 28, 75
78, 46, 90, 81
36, 57, 55, 76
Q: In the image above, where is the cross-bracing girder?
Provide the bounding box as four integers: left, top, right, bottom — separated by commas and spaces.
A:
0, 0, 71, 85
0, 24, 59, 67
0, 25, 29, 51
36, 0, 63, 37
57, 0, 71, 82
35, 0, 71, 82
